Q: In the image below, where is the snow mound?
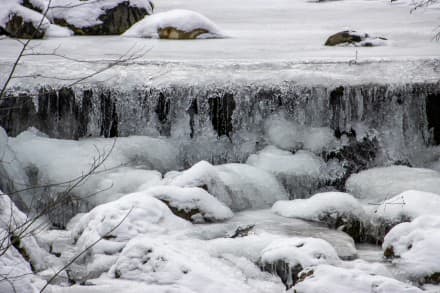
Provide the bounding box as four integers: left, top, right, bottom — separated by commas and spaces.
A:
44, 23, 73, 37
294, 264, 422, 293
109, 236, 284, 293
374, 190, 440, 223
383, 216, 440, 282
146, 185, 234, 222
167, 160, 288, 211
71, 192, 190, 257
272, 192, 365, 222
247, 146, 329, 198
123, 9, 224, 39
48, 0, 153, 29
264, 113, 337, 153
345, 165, 440, 203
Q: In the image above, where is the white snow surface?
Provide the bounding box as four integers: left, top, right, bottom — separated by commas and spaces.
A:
166, 160, 288, 211
45, 24, 74, 38
383, 215, 440, 280
272, 192, 366, 222
144, 185, 234, 222
123, 9, 224, 39
293, 264, 423, 293
345, 165, 440, 203
374, 190, 440, 222
47, 0, 154, 29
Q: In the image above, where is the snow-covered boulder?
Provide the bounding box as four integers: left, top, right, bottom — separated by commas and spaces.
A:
71, 192, 190, 259
146, 185, 233, 223
123, 9, 224, 39
166, 160, 288, 211
383, 216, 440, 284
294, 264, 422, 293
0, 1, 50, 38
346, 165, 440, 203
49, 0, 154, 35
109, 236, 284, 292
247, 146, 329, 199
272, 192, 368, 242
371, 190, 440, 241
325, 30, 388, 47
259, 237, 340, 289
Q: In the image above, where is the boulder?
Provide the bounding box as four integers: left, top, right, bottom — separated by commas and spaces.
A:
325, 30, 387, 47
51, 0, 154, 35
0, 5, 49, 39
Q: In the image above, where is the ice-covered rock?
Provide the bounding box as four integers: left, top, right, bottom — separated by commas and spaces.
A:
247, 146, 329, 199
166, 160, 288, 211
325, 30, 388, 47
272, 192, 367, 242
146, 185, 233, 223
124, 9, 224, 39
294, 264, 422, 293
49, 0, 153, 35
264, 112, 337, 153
259, 237, 340, 289
346, 166, 440, 203
383, 216, 440, 284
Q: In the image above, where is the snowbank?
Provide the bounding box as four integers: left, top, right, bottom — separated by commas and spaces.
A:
383, 216, 440, 283
167, 160, 288, 210
345, 165, 440, 203
247, 146, 329, 198
294, 264, 422, 293
264, 113, 337, 153
123, 9, 224, 39
146, 185, 234, 222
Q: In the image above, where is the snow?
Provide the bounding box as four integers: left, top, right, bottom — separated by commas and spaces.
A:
247, 146, 329, 198
263, 113, 337, 153
272, 192, 366, 222
145, 185, 234, 222
166, 160, 288, 211
374, 190, 440, 223
47, 0, 154, 29
123, 9, 225, 39
259, 237, 340, 268
345, 165, 440, 203
293, 264, 423, 293
382, 215, 440, 281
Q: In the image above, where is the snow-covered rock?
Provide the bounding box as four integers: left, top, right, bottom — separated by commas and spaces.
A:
44, 23, 73, 37
294, 264, 422, 293
49, 0, 153, 35
247, 146, 329, 199
109, 236, 284, 293
146, 185, 233, 223
124, 9, 224, 39
272, 192, 367, 242
325, 30, 388, 47
0, 0, 50, 38
166, 160, 288, 211
383, 216, 440, 284
259, 237, 340, 289
345, 165, 440, 203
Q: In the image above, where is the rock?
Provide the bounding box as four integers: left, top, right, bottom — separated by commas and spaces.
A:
53, 1, 153, 35
1, 10, 47, 39
158, 26, 210, 39
325, 30, 387, 47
